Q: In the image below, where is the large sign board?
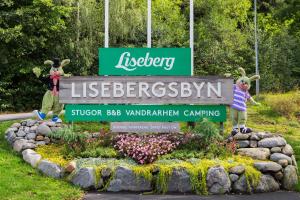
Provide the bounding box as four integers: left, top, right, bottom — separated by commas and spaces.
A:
59, 76, 233, 105
64, 104, 226, 122
99, 48, 191, 76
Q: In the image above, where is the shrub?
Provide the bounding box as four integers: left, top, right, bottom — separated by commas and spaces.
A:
192, 119, 223, 144
264, 91, 300, 118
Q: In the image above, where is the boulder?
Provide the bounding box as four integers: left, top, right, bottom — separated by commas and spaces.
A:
229, 165, 245, 175
237, 148, 270, 160
107, 166, 151, 192
234, 133, 250, 140
250, 140, 258, 148
71, 167, 96, 189
166, 168, 192, 192
11, 122, 21, 128
30, 125, 38, 133
13, 139, 36, 152
65, 161, 76, 173
250, 133, 260, 140
258, 137, 287, 148
16, 130, 26, 137
253, 161, 282, 172
229, 174, 239, 182
24, 127, 30, 134
291, 155, 298, 169
282, 144, 294, 156
254, 175, 280, 193
22, 149, 41, 167
36, 124, 52, 136
5, 127, 18, 134
271, 147, 282, 153
238, 140, 250, 148
38, 160, 64, 179
36, 141, 46, 146
274, 171, 284, 180
36, 135, 44, 141
278, 159, 289, 167
283, 165, 298, 190
256, 132, 273, 139
25, 132, 36, 140
270, 153, 292, 165
26, 119, 37, 127
232, 175, 251, 193
6, 131, 16, 144
206, 166, 231, 194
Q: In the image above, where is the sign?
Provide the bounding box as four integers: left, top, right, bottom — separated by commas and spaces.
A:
110, 122, 180, 133
65, 104, 226, 122
59, 76, 233, 105
99, 48, 191, 76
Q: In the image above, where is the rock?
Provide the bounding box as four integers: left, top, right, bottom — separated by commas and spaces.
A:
50, 127, 60, 132
253, 161, 282, 172
36, 135, 44, 141
11, 123, 21, 128
282, 144, 294, 156
167, 168, 192, 192
229, 165, 245, 175
238, 140, 250, 148
65, 161, 76, 173
21, 121, 27, 126
16, 130, 26, 137
26, 119, 37, 127
271, 147, 282, 153
254, 175, 279, 193
229, 174, 239, 182
291, 155, 298, 169
71, 167, 96, 189
250, 140, 258, 148
22, 149, 41, 167
47, 121, 56, 127
274, 171, 284, 180
206, 166, 231, 194
38, 160, 64, 179
44, 137, 51, 144
107, 166, 151, 192
250, 133, 260, 140
258, 137, 287, 148
36, 124, 52, 136
6, 131, 16, 144
101, 168, 112, 178
256, 132, 273, 139
5, 127, 18, 134
278, 159, 289, 167
232, 175, 251, 193
24, 127, 30, 133
283, 165, 298, 190
13, 139, 36, 152
25, 132, 36, 140
237, 148, 270, 160
270, 153, 292, 165
30, 125, 38, 132
36, 141, 46, 146
234, 133, 250, 140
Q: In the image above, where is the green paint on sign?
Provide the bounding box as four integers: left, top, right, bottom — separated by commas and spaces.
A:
65, 104, 226, 122
99, 48, 191, 76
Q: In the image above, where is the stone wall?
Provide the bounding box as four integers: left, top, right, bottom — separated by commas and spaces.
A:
4, 119, 299, 194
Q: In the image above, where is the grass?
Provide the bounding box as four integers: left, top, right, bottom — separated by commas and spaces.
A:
0, 121, 84, 200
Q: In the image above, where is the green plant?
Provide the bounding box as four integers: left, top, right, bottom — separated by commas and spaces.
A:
80, 147, 120, 158
48, 125, 89, 155
193, 119, 223, 144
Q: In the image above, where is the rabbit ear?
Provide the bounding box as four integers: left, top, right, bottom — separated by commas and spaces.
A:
249, 75, 260, 81
238, 67, 246, 76
44, 60, 54, 66
61, 59, 70, 67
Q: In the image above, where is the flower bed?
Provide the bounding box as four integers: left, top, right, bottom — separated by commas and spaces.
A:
4, 119, 299, 194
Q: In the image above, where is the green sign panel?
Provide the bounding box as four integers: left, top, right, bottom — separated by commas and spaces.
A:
99, 48, 191, 76
65, 104, 226, 122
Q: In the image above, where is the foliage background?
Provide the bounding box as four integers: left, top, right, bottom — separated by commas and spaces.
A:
0, 0, 299, 111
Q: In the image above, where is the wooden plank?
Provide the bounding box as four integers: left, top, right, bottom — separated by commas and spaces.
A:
110, 122, 180, 133
59, 76, 233, 105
